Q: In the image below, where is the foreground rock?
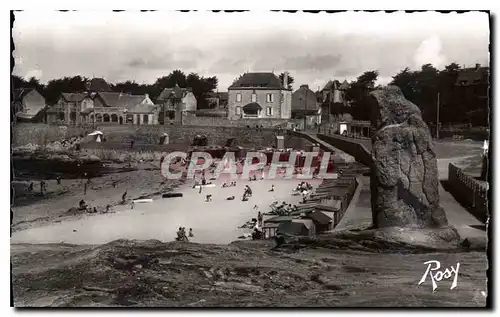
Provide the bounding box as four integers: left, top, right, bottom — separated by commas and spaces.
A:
11, 239, 487, 307
370, 86, 448, 229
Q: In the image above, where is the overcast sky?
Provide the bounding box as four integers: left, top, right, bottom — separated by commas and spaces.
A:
12, 11, 489, 91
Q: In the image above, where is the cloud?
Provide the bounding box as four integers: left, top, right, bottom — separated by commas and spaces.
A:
126, 55, 198, 70
12, 11, 489, 90
283, 54, 342, 72
413, 36, 446, 69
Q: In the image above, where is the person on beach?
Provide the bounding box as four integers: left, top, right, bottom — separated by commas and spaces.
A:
226, 196, 235, 200
122, 190, 128, 204
56, 176, 61, 185
258, 212, 263, 226
269, 184, 275, 192
189, 228, 194, 237
40, 180, 46, 195
79, 200, 87, 210
131, 201, 135, 209
205, 194, 212, 202
245, 185, 252, 197
199, 185, 202, 194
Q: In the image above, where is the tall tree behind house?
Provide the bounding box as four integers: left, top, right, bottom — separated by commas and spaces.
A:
391, 62, 488, 126
345, 70, 379, 121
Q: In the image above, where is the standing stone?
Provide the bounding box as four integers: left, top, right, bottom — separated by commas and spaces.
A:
369, 86, 448, 229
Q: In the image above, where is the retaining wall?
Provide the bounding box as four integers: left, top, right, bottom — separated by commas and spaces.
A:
447, 163, 489, 223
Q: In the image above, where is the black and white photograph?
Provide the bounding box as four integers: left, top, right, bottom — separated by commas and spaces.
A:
9, 9, 490, 308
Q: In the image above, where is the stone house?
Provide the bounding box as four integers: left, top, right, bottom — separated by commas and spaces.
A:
227, 72, 292, 120
156, 84, 197, 124
454, 64, 489, 125
12, 88, 46, 122
47, 91, 158, 126
321, 79, 350, 105
206, 91, 229, 109
291, 84, 321, 128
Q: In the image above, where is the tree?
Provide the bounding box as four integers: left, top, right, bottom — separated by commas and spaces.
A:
44, 76, 88, 105
279, 72, 295, 89
152, 70, 218, 109
345, 70, 379, 120
390, 63, 475, 125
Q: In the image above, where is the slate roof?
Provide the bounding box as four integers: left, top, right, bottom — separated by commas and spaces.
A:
456, 66, 489, 86
13, 88, 33, 102
96, 92, 148, 109
322, 79, 349, 91
61, 93, 89, 103
87, 78, 113, 92
228, 72, 286, 90
242, 102, 262, 112
127, 103, 158, 114
264, 216, 294, 223
339, 80, 350, 90
304, 210, 332, 225
157, 84, 192, 101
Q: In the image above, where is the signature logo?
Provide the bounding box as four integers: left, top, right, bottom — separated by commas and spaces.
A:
418, 260, 460, 292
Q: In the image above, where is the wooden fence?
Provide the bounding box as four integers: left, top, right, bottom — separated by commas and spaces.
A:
448, 163, 489, 223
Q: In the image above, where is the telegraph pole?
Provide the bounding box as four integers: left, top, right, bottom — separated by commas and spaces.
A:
436, 92, 440, 139
304, 90, 307, 131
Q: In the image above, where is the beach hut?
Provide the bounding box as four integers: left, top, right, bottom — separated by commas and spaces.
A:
275, 135, 285, 150
87, 130, 103, 142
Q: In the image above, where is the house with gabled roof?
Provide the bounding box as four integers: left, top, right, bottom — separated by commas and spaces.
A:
86, 77, 113, 92
47, 77, 158, 126
12, 88, 46, 122
291, 84, 321, 128
321, 79, 350, 105
156, 84, 197, 124
227, 72, 292, 120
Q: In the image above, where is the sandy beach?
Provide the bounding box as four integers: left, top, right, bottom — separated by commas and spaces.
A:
11, 167, 321, 244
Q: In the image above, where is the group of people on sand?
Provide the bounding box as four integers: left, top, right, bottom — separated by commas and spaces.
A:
222, 181, 237, 188
77, 199, 112, 214
176, 227, 194, 242
296, 181, 313, 192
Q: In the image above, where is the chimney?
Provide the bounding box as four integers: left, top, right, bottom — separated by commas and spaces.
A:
283, 71, 289, 89
475, 63, 481, 70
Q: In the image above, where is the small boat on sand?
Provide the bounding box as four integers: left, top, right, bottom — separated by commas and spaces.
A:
193, 183, 216, 189
133, 199, 153, 204
162, 193, 183, 198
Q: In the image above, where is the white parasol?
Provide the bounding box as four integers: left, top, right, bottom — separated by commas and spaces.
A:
88, 130, 103, 136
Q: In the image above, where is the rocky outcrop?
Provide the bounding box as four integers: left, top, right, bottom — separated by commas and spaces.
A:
370, 86, 448, 229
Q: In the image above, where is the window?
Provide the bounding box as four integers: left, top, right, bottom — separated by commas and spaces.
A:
251, 93, 257, 102
266, 107, 273, 116
236, 93, 242, 102
236, 106, 241, 115
266, 93, 274, 103
281, 93, 285, 103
